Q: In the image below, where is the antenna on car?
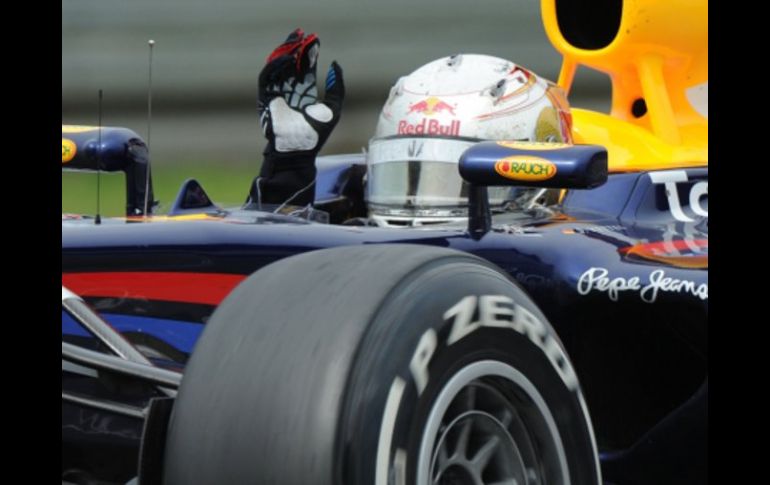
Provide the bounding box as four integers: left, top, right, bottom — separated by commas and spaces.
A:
95, 89, 103, 225
143, 39, 155, 217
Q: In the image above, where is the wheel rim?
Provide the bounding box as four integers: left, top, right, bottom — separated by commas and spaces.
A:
417, 361, 570, 485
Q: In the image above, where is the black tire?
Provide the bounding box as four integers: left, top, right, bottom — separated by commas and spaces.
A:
163, 245, 600, 485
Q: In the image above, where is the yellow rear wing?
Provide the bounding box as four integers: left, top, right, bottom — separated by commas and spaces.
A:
540, 0, 707, 171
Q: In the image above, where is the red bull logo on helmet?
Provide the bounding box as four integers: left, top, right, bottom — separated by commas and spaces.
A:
407, 96, 456, 116
398, 119, 461, 136
399, 96, 461, 136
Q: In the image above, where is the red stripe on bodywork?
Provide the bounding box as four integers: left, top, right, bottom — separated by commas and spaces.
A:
62, 272, 246, 306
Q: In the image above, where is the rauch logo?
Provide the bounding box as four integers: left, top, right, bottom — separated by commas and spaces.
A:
494, 156, 557, 181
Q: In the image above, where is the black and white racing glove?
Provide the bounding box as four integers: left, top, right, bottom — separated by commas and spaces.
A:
249, 28, 345, 208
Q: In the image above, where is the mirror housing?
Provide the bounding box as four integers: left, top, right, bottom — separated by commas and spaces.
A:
458, 141, 608, 237
62, 125, 155, 216
459, 141, 607, 189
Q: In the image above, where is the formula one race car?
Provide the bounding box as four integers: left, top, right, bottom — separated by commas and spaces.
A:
62, 1, 707, 484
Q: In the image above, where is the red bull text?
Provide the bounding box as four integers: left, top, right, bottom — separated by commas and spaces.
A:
398, 119, 461, 136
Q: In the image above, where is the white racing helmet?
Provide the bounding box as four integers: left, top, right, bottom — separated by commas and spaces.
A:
366, 54, 572, 227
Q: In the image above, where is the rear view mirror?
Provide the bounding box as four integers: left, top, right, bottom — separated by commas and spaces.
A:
459, 141, 607, 189
458, 141, 608, 238
62, 125, 155, 216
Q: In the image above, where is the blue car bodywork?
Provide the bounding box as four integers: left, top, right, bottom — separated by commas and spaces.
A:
63, 150, 707, 482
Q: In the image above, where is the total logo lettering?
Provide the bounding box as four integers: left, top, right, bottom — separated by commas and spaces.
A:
398, 97, 460, 136
649, 170, 707, 222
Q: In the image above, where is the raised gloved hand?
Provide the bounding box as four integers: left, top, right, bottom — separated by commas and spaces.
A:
250, 28, 345, 207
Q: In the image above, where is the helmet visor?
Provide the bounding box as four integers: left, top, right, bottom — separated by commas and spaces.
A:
367, 137, 511, 209
369, 160, 467, 206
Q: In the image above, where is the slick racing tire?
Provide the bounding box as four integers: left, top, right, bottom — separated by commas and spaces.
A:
163, 245, 601, 485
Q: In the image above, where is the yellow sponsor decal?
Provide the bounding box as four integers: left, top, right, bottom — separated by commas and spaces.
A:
494, 155, 557, 181
62, 138, 77, 163
62, 125, 98, 134
497, 140, 570, 150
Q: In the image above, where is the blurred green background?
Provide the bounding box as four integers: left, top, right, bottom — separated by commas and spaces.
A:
63, 0, 610, 216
